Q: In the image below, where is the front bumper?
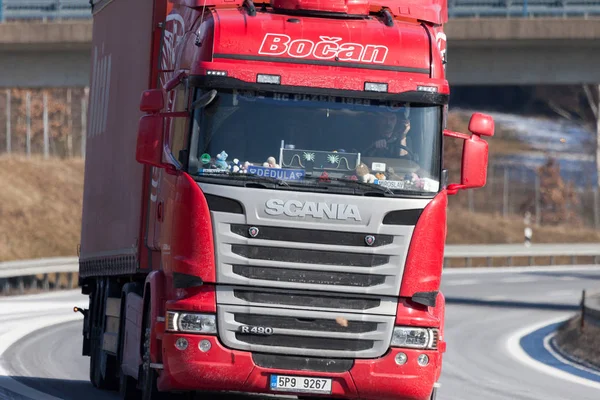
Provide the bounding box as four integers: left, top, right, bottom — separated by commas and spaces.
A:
158, 333, 441, 400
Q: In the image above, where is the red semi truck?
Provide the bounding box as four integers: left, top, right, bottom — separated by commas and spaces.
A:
76, 1, 494, 399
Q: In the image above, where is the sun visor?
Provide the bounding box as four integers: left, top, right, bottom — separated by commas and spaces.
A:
212, 10, 431, 72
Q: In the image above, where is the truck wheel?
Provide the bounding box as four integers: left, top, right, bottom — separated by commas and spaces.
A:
89, 279, 118, 390
118, 284, 142, 400
430, 387, 438, 400
141, 300, 164, 400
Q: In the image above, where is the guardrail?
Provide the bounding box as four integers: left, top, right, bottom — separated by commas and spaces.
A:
0, 0, 91, 22
1, 244, 599, 295
0, 256, 78, 294
2, 0, 600, 22
444, 243, 600, 267
448, 0, 600, 18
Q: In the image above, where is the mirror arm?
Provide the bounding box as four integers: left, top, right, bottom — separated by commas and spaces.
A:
443, 129, 471, 140
447, 184, 466, 196
163, 70, 187, 92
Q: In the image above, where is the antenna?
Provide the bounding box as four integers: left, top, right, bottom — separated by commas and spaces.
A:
195, 0, 209, 46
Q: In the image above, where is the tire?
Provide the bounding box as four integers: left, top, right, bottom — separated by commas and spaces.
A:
430, 387, 438, 400
89, 278, 119, 391
90, 279, 109, 389
119, 284, 142, 400
139, 296, 193, 400
140, 298, 164, 400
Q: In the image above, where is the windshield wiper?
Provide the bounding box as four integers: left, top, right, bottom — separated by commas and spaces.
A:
301, 175, 394, 195
244, 173, 290, 187
197, 171, 290, 187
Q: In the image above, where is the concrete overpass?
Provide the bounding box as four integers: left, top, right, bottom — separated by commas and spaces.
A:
2, 18, 600, 87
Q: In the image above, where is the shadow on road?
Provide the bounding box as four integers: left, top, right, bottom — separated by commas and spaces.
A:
0, 376, 296, 400
0, 376, 116, 400
446, 297, 580, 312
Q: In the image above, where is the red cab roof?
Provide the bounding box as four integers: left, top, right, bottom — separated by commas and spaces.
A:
212, 9, 431, 73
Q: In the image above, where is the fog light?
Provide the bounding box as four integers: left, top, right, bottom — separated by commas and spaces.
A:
417, 354, 429, 366
395, 352, 408, 365
175, 338, 188, 351
199, 340, 212, 353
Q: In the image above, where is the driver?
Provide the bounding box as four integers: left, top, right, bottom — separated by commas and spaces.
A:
366, 113, 411, 158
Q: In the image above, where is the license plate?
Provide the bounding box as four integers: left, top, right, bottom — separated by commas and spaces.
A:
270, 374, 332, 394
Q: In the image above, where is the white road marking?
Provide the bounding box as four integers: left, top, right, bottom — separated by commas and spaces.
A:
443, 279, 480, 286
482, 295, 508, 301
500, 277, 538, 284
548, 290, 580, 298
506, 315, 600, 390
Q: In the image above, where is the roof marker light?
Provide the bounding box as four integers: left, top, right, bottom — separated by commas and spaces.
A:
207, 70, 227, 76
257, 74, 281, 84
365, 82, 388, 93
417, 86, 438, 93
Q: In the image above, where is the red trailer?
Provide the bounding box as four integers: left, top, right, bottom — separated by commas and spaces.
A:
77, 1, 494, 399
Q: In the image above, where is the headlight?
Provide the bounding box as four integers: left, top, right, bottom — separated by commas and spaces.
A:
391, 327, 439, 349
166, 311, 217, 334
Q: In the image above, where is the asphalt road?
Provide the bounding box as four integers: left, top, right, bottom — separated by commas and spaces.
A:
1, 266, 599, 400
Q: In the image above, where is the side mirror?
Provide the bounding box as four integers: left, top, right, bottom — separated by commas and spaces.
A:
136, 114, 164, 167
140, 89, 164, 113
445, 113, 494, 194
469, 112, 494, 137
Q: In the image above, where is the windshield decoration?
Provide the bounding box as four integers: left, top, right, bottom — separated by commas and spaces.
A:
247, 165, 306, 181
280, 145, 360, 175
191, 89, 442, 196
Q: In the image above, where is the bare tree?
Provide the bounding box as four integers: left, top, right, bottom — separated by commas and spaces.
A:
533, 85, 600, 188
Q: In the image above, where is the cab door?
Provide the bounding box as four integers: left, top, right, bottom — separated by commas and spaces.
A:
146, 80, 190, 252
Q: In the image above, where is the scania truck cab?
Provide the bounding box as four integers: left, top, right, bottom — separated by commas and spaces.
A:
78, 1, 494, 400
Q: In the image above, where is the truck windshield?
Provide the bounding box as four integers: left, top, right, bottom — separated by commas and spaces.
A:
190, 88, 442, 195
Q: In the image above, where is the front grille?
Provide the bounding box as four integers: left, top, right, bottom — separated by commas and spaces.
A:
231, 224, 394, 247
232, 288, 383, 310
252, 353, 354, 373
232, 266, 385, 287
218, 304, 395, 359
231, 245, 389, 267
213, 207, 409, 296
236, 333, 373, 351
234, 313, 378, 333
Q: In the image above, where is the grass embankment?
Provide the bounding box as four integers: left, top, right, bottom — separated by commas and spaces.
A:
0, 155, 84, 262
554, 316, 600, 370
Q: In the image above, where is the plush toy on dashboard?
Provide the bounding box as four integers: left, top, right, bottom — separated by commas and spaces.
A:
386, 167, 403, 181
263, 156, 281, 168
356, 163, 376, 183
215, 151, 229, 170
229, 158, 242, 173
375, 172, 386, 181
241, 161, 251, 173
405, 172, 425, 189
